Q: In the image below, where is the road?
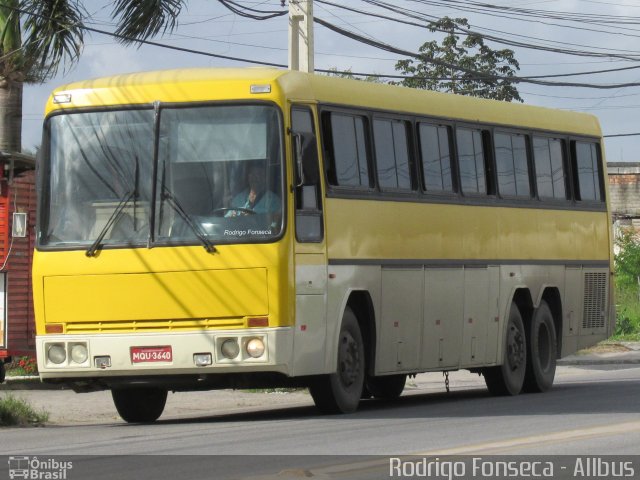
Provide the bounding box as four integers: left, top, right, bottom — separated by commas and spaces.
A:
1, 365, 639, 479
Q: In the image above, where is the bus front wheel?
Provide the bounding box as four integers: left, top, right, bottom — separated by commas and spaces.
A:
483, 302, 527, 396
111, 387, 167, 423
309, 307, 365, 414
523, 300, 557, 393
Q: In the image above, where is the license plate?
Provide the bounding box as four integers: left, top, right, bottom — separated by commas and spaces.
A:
130, 346, 173, 363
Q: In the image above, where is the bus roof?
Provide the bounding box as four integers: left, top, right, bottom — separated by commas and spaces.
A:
47, 67, 601, 137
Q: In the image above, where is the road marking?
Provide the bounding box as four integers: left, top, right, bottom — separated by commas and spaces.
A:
415, 420, 640, 455
238, 420, 640, 479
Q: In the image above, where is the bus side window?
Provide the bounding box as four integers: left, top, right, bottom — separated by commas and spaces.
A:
373, 118, 412, 191
571, 140, 603, 202
456, 127, 489, 195
418, 123, 455, 193
292, 107, 323, 243
533, 136, 567, 200
323, 112, 371, 188
494, 132, 531, 198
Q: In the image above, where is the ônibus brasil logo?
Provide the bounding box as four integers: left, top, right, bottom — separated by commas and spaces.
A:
8, 456, 72, 480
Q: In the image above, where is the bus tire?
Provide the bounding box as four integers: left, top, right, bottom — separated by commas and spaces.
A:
523, 300, 557, 393
483, 302, 526, 396
0, 361, 5, 384
111, 387, 167, 423
366, 374, 406, 400
309, 307, 365, 414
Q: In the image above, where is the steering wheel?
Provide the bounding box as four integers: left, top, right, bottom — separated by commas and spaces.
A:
212, 207, 257, 217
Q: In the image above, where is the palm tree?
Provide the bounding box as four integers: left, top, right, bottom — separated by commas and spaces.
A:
0, 0, 186, 153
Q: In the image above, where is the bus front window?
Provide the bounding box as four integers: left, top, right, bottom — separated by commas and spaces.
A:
156, 105, 284, 244
41, 104, 284, 249
44, 110, 154, 247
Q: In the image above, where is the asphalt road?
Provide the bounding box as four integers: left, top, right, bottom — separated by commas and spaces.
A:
2, 365, 639, 479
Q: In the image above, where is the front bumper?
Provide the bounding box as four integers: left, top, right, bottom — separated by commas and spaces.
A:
36, 327, 294, 380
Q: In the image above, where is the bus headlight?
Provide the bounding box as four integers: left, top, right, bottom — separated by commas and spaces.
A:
70, 343, 88, 364
47, 344, 66, 364
246, 338, 265, 358
221, 339, 240, 359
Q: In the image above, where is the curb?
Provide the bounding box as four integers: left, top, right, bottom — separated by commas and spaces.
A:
558, 342, 640, 366
558, 357, 640, 366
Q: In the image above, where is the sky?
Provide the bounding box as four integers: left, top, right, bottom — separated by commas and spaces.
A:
22, 0, 640, 162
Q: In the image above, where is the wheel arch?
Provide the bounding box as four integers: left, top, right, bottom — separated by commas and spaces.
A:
512, 287, 534, 329
344, 290, 376, 377
510, 286, 563, 359
539, 287, 563, 358
500, 287, 533, 365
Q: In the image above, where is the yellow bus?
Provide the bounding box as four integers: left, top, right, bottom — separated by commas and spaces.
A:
34, 68, 614, 422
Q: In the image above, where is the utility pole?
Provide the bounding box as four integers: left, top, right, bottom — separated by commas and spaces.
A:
288, 0, 314, 72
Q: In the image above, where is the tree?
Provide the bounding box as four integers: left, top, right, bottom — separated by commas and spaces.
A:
0, 0, 186, 153
395, 17, 522, 102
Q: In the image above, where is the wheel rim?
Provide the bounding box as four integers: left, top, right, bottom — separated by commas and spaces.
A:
506, 323, 525, 372
338, 330, 361, 388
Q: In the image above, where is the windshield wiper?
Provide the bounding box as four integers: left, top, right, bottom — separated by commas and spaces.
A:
161, 186, 216, 253
85, 189, 136, 257
86, 157, 139, 257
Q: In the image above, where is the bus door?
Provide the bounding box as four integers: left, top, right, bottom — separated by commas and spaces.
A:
290, 105, 328, 376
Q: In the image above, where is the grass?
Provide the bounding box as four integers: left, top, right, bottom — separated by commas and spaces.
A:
611, 332, 640, 342
0, 394, 49, 427
613, 288, 640, 341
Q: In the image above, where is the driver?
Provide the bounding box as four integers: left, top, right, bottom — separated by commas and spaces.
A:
227, 165, 281, 216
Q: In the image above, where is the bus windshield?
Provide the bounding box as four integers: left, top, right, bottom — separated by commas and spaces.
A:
41, 104, 284, 249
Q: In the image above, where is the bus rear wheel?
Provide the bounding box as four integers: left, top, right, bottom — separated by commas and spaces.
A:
309, 307, 365, 414
111, 387, 167, 423
483, 302, 526, 396
366, 374, 406, 400
523, 300, 557, 393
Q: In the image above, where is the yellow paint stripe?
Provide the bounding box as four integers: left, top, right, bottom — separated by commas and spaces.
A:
242, 421, 640, 479
416, 420, 640, 455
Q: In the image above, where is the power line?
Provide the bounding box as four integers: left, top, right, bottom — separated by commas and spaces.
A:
577, 0, 640, 7
313, 16, 640, 89
12, 1, 640, 90
521, 90, 640, 100
394, 0, 640, 52
410, 0, 640, 25
217, 0, 286, 20
9, 3, 288, 68
86, 23, 287, 67
77, 11, 640, 89
331, 0, 640, 60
